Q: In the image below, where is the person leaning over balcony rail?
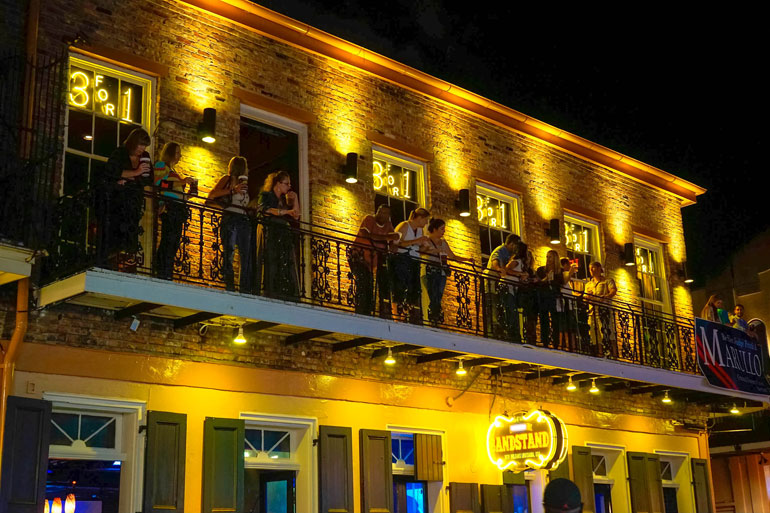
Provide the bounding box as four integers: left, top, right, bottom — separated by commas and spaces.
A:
560, 257, 580, 350
700, 294, 730, 324
207, 157, 252, 293
349, 204, 399, 317
536, 250, 565, 349
421, 218, 474, 325
482, 233, 521, 341
584, 261, 618, 357
100, 128, 153, 269
503, 241, 532, 343
153, 142, 196, 280
254, 170, 300, 299
392, 207, 430, 323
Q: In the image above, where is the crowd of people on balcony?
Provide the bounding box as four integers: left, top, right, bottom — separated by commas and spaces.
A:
94, 129, 638, 354
700, 294, 756, 337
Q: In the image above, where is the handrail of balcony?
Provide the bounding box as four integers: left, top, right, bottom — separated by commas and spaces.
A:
41, 185, 699, 375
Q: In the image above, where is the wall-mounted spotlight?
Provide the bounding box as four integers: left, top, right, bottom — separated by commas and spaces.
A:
678, 262, 694, 284
343, 152, 359, 184
546, 219, 561, 244
455, 189, 471, 217
622, 243, 635, 267
198, 107, 217, 144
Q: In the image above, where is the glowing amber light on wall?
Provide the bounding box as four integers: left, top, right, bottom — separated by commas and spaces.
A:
486, 410, 568, 472
65, 495, 76, 513
51, 498, 62, 513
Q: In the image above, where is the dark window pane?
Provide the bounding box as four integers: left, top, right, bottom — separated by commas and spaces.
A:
50, 412, 79, 445
93, 73, 119, 119
404, 201, 417, 221
94, 116, 119, 158
663, 487, 678, 513
81, 414, 116, 448
479, 226, 491, 256
63, 152, 90, 195
392, 438, 399, 463
67, 109, 93, 153
119, 122, 143, 148
245, 428, 262, 451
264, 430, 289, 453
47, 459, 121, 513
390, 197, 405, 226
400, 438, 414, 465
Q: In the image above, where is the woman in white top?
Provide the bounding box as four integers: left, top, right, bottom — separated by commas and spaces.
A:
422, 218, 473, 324
207, 156, 252, 293
392, 207, 430, 317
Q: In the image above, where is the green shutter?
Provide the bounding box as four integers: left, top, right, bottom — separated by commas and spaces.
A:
143, 411, 187, 513
414, 433, 443, 482
318, 425, 354, 513
502, 471, 525, 485
691, 458, 714, 513
549, 453, 571, 481
449, 483, 480, 513
359, 429, 393, 513
572, 445, 596, 513
480, 484, 512, 513
0, 396, 52, 513
627, 452, 664, 513
202, 417, 244, 513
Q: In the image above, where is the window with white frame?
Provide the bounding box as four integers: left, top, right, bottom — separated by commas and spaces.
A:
64, 55, 154, 196
634, 237, 670, 313
476, 183, 522, 267
656, 452, 689, 513
564, 214, 601, 280
586, 445, 629, 513
372, 149, 426, 227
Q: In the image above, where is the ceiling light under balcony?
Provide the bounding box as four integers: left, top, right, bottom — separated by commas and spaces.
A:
456, 359, 467, 376
233, 326, 247, 344
730, 404, 740, 415
589, 378, 599, 394
661, 390, 672, 404
384, 347, 396, 365
566, 376, 577, 392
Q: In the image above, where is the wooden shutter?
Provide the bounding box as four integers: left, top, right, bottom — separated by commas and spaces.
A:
0, 396, 51, 513
480, 484, 512, 513
143, 411, 187, 513
202, 417, 244, 513
502, 471, 525, 485
627, 452, 664, 513
691, 458, 715, 513
414, 433, 443, 481
318, 425, 354, 513
549, 454, 571, 481
449, 482, 480, 513
572, 445, 596, 513
359, 429, 393, 513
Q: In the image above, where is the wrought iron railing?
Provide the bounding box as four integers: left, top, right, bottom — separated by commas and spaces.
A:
42, 186, 698, 374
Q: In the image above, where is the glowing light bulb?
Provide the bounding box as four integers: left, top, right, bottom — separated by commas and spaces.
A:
730, 404, 740, 415
52, 498, 62, 513
589, 378, 599, 394
456, 360, 467, 376
384, 347, 396, 365
566, 376, 577, 392
65, 494, 76, 513
661, 391, 672, 404
233, 326, 247, 344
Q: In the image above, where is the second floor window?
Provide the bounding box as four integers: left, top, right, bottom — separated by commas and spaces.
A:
372, 149, 425, 226
477, 183, 522, 267
635, 237, 669, 312
564, 215, 600, 280
64, 56, 153, 195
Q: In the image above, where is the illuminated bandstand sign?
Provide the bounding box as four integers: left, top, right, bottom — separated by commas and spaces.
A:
486, 409, 568, 472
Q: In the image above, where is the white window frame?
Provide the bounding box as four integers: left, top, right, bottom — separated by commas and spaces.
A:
634, 236, 671, 313
387, 424, 447, 513
240, 412, 317, 513
586, 443, 631, 513
476, 182, 523, 259
43, 392, 146, 513
564, 213, 603, 281
63, 54, 156, 196
372, 146, 428, 208
655, 450, 696, 513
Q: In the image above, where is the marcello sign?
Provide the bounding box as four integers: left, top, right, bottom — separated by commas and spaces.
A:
486, 409, 568, 472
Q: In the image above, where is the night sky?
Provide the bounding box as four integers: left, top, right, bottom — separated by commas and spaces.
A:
255, 1, 767, 284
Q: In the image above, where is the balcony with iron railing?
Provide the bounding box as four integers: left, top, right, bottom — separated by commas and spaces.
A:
34, 184, 709, 380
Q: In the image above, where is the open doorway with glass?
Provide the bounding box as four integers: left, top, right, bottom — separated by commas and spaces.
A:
245, 469, 296, 513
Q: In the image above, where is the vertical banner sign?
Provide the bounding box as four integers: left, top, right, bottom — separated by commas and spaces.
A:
695, 317, 770, 395
486, 410, 568, 472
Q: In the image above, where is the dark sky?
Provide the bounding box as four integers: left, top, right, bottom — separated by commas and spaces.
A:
255, 1, 766, 284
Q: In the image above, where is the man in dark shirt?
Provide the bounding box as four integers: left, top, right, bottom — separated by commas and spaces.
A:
483, 233, 521, 341
349, 205, 399, 317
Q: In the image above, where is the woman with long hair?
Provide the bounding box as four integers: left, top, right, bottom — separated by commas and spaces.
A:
153, 142, 195, 280
254, 170, 300, 298
536, 249, 564, 348
701, 294, 729, 324
101, 128, 153, 267
421, 218, 473, 324
392, 207, 430, 322
208, 156, 252, 293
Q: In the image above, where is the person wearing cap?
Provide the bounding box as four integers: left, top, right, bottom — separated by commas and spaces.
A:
543, 478, 582, 513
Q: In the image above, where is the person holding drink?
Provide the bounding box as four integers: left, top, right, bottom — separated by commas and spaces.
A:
208, 157, 253, 293
101, 128, 153, 267
153, 142, 196, 280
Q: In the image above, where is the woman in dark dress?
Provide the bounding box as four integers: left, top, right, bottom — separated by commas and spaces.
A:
101, 128, 152, 266
255, 170, 300, 298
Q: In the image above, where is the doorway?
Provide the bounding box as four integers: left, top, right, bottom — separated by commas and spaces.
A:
245, 469, 296, 513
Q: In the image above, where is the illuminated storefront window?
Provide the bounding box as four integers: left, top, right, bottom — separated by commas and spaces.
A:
635, 237, 669, 313
372, 149, 425, 226
477, 184, 521, 266
63, 56, 153, 195
564, 215, 600, 279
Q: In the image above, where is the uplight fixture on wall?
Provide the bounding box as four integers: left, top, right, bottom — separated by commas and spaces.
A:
455, 189, 471, 217
546, 219, 561, 244
623, 243, 635, 267
198, 107, 217, 144
343, 152, 359, 183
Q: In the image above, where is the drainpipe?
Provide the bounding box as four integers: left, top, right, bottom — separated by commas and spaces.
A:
0, 278, 30, 474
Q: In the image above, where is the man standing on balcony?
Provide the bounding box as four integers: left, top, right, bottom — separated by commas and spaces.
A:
349, 205, 399, 317
483, 233, 521, 341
